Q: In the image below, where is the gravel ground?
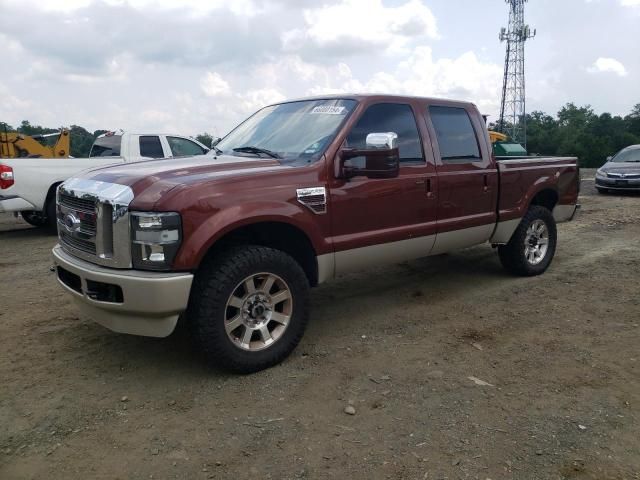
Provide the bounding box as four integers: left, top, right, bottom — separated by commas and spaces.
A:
1, 170, 639, 480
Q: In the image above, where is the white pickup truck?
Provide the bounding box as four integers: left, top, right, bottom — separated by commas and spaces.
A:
0, 131, 209, 230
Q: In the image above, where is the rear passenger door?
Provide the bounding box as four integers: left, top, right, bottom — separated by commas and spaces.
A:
425, 105, 498, 254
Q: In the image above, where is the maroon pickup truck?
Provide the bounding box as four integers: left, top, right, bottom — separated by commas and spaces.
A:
52, 94, 579, 372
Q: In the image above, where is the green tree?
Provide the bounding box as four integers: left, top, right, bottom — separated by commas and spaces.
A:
17, 120, 58, 136
0, 122, 15, 132
68, 125, 97, 157
195, 132, 214, 148
625, 103, 640, 138
526, 111, 559, 156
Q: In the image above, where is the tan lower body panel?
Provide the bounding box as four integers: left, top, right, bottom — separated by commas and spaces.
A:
319, 222, 508, 282
489, 218, 522, 244
322, 223, 496, 280
429, 224, 494, 256
334, 234, 436, 276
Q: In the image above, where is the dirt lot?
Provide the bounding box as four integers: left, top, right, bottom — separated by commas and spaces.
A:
1, 172, 639, 480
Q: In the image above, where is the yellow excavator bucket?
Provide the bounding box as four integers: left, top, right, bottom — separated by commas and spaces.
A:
488, 130, 508, 144
0, 129, 70, 158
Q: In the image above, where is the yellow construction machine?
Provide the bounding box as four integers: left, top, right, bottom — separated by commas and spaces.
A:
488, 130, 508, 143
0, 128, 70, 158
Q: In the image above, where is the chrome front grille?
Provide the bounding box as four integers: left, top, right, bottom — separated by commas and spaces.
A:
59, 230, 97, 255
59, 192, 96, 213
58, 191, 98, 255
56, 178, 134, 268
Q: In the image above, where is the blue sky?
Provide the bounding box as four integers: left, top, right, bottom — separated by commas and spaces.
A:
0, 0, 637, 136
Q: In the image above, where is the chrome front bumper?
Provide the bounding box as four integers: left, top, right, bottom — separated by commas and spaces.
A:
52, 245, 193, 337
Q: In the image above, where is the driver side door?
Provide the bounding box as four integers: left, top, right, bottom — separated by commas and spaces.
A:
328, 101, 438, 275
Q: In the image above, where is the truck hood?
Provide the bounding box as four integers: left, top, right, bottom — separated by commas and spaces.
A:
78, 154, 283, 206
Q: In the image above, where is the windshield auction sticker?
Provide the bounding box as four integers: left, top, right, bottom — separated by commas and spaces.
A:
310, 106, 347, 115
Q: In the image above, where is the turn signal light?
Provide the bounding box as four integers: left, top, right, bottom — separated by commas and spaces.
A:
0, 165, 14, 189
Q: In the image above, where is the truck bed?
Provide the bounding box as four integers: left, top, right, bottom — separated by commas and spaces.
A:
496, 156, 580, 226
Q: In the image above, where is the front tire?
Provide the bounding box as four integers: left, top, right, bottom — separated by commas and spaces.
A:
596, 187, 608, 194
498, 206, 557, 276
187, 246, 310, 373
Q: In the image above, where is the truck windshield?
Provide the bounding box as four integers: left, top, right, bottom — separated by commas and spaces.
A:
611, 148, 640, 162
90, 135, 122, 157
216, 99, 357, 162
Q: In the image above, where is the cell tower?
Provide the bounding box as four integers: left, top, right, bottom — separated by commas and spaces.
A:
498, 0, 536, 147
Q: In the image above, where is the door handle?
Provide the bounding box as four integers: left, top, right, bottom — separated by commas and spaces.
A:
426, 177, 433, 198
416, 177, 434, 198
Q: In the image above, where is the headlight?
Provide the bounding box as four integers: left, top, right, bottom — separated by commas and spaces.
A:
596, 169, 606, 177
130, 212, 182, 271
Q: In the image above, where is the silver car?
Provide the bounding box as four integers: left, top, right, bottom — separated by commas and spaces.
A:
595, 145, 640, 193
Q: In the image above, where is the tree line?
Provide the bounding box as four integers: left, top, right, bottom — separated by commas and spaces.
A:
3, 102, 640, 167
490, 103, 640, 167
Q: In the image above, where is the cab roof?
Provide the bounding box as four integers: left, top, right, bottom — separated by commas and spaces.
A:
272, 93, 477, 109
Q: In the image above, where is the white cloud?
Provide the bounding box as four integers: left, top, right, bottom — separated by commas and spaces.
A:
305, 47, 502, 116
4, 0, 264, 16
283, 0, 438, 56
200, 72, 232, 97
588, 57, 628, 77
621, 0, 640, 6
240, 88, 287, 112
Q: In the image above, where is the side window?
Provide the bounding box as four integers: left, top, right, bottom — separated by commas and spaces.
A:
139, 136, 165, 158
167, 136, 207, 157
89, 135, 122, 157
429, 106, 481, 161
346, 103, 424, 163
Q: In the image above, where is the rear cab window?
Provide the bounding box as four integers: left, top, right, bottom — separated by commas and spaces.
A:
139, 136, 165, 159
167, 136, 207, 157
89, 135, 122, 157
428, 106, 481, 162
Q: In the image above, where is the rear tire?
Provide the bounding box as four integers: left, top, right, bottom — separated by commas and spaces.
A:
44, 198, 58, 233
21, 211, 47, 227
21, 199, 57, 233
187, 245, 310, 373
498, 206, 557, 277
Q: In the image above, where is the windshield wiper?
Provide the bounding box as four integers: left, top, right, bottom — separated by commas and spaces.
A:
232, 146, 281, 159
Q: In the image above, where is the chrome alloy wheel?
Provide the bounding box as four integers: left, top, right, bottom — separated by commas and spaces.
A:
224, 273, 293, 351
524, 219, 549, 265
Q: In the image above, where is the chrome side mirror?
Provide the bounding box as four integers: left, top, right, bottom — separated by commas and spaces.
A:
366, 132, 398, 150
339, 131, 400, 180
